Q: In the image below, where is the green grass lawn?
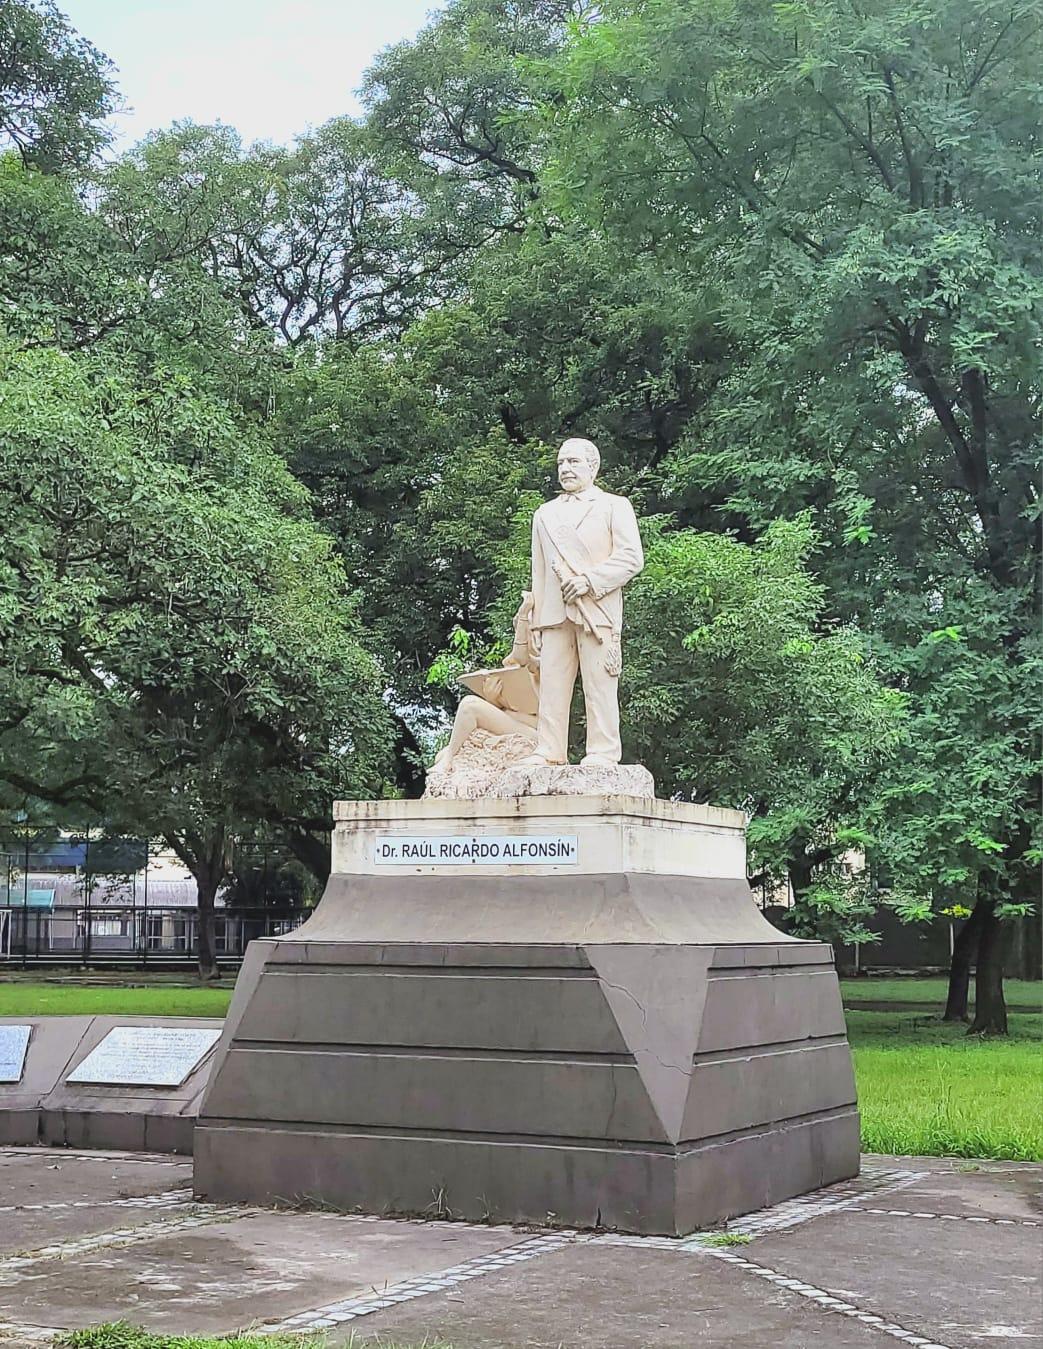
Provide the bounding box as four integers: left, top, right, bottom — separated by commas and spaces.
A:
0, 982, 233, 1017
58, 1325, 450, 1349
840, 976, 1041, 1008
58, 1330, 302, 1349
849, 1010, 1042, 1161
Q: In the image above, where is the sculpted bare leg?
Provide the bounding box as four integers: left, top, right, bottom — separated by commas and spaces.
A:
435, 696, 536, 767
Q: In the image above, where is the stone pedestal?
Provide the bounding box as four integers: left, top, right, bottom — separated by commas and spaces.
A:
194, 797, 859, 1234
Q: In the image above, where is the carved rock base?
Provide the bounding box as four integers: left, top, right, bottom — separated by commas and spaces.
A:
424, 730, 656, 800
491, 761, 655, 799
423, 730, 535, 800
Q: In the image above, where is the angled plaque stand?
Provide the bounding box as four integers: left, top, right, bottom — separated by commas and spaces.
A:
194, 797, 859, 1234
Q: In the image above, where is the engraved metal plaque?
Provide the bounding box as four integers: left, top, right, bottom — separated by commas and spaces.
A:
0, 1025, 31, 1083
67, 1026, 222, 1088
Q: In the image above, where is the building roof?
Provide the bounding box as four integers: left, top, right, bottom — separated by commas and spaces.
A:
1, 873, 224, 910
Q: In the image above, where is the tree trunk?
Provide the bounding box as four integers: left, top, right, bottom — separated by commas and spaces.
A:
1014, 906, 1042, 980
166, 830, 226, 983
284, 827, 331, 886
392, 713, 426, 799
968, 900, 1008, 1036
195, 873, 220, 982
943, 903, 985, 1021
1007, 849, 1041, 979
788, 855, 814, 903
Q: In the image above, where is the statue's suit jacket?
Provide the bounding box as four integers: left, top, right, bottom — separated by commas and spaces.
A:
531, 486, 644, 633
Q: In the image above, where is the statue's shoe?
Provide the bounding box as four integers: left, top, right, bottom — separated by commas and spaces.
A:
579, 754, 620, 768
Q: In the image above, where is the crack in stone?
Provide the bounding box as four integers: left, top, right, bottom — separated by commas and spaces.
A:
594, 974, 694, 1079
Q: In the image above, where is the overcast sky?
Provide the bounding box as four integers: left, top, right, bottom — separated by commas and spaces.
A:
57, 0, 442, 151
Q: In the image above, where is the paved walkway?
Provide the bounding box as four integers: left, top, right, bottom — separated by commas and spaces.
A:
0, 1147, 1038, 1347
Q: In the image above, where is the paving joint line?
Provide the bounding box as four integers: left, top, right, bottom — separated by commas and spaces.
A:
0, 1190, 191, 1215
856, 1208, 1039, 1228
266, 1231, 580, 1332
722, 1167, 927, 1239
706, 1246, 954, 1349
0, 1148, 189, 1166
587, 1168, 929, 1251
0, 1316, 64, 1344
0, 1204, 260, 1271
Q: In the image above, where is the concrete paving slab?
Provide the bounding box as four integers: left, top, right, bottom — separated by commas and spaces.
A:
856, 1156, 1043, 1221
0, 1148, 191, 1256
0, 1208, 526, 1337
340, 1244, 900, 1348
0, 1148, 191, 1200
0, 1202, 184, 1256
0, 1148, 1038, 1348
751, 1210, 1043, 1349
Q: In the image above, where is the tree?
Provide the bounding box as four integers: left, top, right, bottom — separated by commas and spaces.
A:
0, 153, 137, 348
97, 118, 479, 351
0, 0, 116, 170
0, 147, 277, 431
363, 0, 578, 223
0, 341, 393, 976
391, 226, 732, 489
278, 340, 543, 709
537, 0, 1042, 1030
863, 588, 1039, 1032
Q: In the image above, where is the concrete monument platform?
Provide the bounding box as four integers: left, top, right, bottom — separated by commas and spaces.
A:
194, 796, 860, 1234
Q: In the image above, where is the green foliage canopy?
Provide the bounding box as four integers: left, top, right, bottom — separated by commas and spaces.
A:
0, 0, 115, 170
0, 341, 392, 829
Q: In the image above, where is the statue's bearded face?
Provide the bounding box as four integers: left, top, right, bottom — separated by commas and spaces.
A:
557, 443, 596, 493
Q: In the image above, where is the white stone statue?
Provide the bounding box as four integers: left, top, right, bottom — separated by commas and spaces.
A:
518, 437, 644, 768
425, 438, 653, 800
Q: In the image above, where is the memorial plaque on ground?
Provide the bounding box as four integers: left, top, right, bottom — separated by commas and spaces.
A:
0, 1025, 31, 1083
67, 1027, 222, 1087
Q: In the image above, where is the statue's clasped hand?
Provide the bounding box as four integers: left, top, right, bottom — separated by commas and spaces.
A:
561, 574, 592, 602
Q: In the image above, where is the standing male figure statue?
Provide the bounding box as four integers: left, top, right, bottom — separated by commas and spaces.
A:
520, 438, 644, 768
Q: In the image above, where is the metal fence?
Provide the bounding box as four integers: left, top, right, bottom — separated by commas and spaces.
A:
0, 903, 309, 967
0, 827, 312, 968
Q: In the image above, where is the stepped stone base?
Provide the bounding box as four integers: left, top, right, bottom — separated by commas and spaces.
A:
194, 798, 858, 1234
